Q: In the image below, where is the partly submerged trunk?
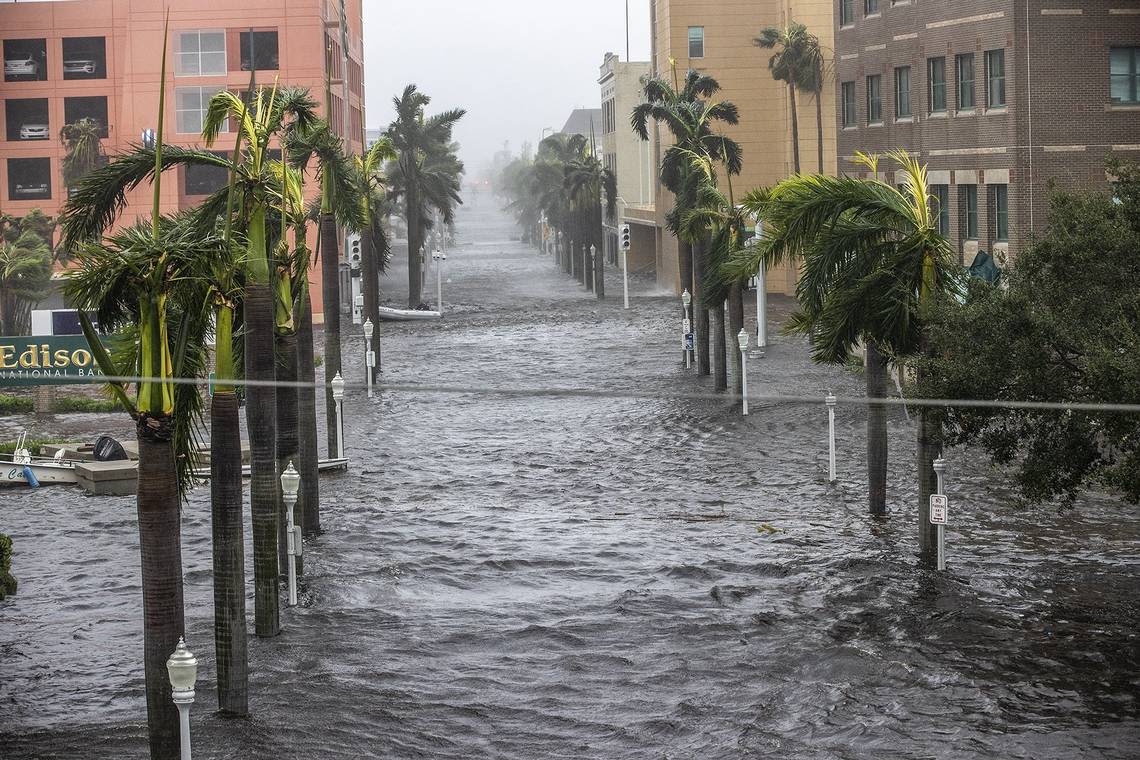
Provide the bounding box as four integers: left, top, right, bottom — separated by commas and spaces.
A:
360, 225, 381, 383
245, 280, 280, 638
320, 212, 343, 459
405, 184, 422, 308
815, 92, 824, 174
693, 237, 711, 376
297, 291, 321, 538
275, 330, 299, 576
866, 340, 888, 516
137, 418, 185, 759
713, 304, 727, 392
728, 284, 744, 394
789, 83, 801, 176
209, 389, 247, 716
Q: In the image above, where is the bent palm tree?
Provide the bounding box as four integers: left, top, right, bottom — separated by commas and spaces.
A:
735, 151, 958, 558
565, 151, 617, 299
0, 229, 53, 335
60, 117, 107, 192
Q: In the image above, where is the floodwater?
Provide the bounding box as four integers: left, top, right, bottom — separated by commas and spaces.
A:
2, 194, 1138, 759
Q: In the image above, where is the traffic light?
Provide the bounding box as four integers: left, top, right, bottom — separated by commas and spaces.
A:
620, 223, 631, 251
347, 233, 362, 269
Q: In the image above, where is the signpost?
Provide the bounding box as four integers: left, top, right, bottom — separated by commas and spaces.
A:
0, 335, 105, 386
931, 458, 948, 571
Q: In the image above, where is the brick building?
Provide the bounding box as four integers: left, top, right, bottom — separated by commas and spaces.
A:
834, 0, 1140, 266
0, 0, 366, 322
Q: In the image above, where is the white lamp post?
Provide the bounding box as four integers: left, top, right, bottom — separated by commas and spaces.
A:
826, 393, 837, 483
330, 372, 345, 460
363, 318, 375, 399
933, 458, 947, 571
737, 329, 750, 416
166, 638, 198, 760
681, 289, 692, 369
431, 248, 445, 311
745, 232, 768, 353
280, 462, 301, 606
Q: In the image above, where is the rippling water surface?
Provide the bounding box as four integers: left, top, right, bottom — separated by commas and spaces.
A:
2, 195, 1138, 758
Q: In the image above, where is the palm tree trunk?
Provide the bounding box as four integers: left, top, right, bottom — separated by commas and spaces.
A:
594, 204, 605, 300
728, 283, 744, 394
405, 184, 423, 309
275, 330, 299, 575
245, 280, 280, 638
360, 225, 381, 383
136, 420, 185, 760
209, 389, 247, 716
678, 238, 693, 364
815, 93, 824, 174
320, 212, 343, 459
789, 84, 801, 175
713, 304, 727, 391
916, 361, 942, 563
297, 290, 321, 538
693, 237, 711, 376
866, 340, 888, 515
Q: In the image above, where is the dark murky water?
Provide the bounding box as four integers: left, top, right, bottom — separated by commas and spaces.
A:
2, 195, 1139, 758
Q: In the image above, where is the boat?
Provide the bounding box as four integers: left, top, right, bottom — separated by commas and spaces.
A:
377, 306, 441, 322
0, 433, 81, 487
192, 458, 350, 479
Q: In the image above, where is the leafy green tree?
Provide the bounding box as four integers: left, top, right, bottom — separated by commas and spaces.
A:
920, 162, 1140, 504
60, 117, 107, 191
754, 22, 826, 175
736, 151, 958, 560
565, 150, 617, 299
0, 228, 53, 334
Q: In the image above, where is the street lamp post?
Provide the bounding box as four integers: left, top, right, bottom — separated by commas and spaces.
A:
737, 329, 750, 416
621, 250, 629, 309
431, 248, 445, 311
589, 245, 597, 294
681, 289, 692, 369
331, 372, 345, 460
280, 462, 302, 606
745, 232, 768, 353
363, 318, 375, 399
826, 393, 837, 483
166, 638, 198, 760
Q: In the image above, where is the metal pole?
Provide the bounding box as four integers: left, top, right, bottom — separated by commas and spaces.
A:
590, 245, 597, 292
335, 399, 344, 461
741, 348, 749, 416
683, 316, 691, 369
934, 458, 946, 571
285, 495, 298, 606
365, 335, 373, 399
826, 394, 837, 483
174, 699, 192, 760
622, 251, 630, 309
757, 266, 768, 348
436, 258, 443, 311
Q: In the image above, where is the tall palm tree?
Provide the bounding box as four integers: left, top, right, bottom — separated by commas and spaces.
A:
565, 150, 617, 299
632, 65, 741, 375
735, 151, 958, 560
60, 117, 107, 192
754, 22, 826, 175
0, 229, 52, 334
356, 135, 397, 377
386, 85, 466, 308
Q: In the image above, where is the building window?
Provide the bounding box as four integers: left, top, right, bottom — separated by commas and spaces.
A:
841, 81, 856, 127
176, 86, 226, 134
184, 151, 230, 196
841, 0, 855, 26
64, 97, 110, 138
895, 66, 911, 118
867, 74, 882, 123
932, 184, 951, 237
5, 98, 49, 142
865, 0, 879, 15
992, 184, 1008, 241
962, 184, 978, 240
7, 157, 52, 201
688, 27, 704, 59
239, 30, 279, 71
1111, 48, 1140, 103
928, 57, 946, 113
985, 49, 1006, 108
62, 37, 107, 80
3, 38, 48, 82
176, 30, 226, 76
956, 53, 975, 110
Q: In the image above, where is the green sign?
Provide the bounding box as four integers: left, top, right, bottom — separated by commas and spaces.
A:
0, 335, 106, 386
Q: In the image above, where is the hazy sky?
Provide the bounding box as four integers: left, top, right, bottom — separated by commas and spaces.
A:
363, 0, 652, 180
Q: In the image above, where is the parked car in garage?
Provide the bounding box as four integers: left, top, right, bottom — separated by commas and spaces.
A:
63, 58, 97, 75
18, 124, 50, 140
12, 181, 49, 198
4, 56, 40, 78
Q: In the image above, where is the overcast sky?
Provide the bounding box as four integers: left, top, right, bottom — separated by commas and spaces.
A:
363, 0, 652, 180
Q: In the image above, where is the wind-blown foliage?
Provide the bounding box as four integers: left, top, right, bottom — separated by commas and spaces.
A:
60, 117, 107, 190
0, 228, 53, 335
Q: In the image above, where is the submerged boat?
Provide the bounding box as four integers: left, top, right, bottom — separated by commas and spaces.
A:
377, 306, 441, 322
0, 433, 81, 487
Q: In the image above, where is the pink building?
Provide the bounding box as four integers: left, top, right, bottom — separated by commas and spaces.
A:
0, 0, 366, 322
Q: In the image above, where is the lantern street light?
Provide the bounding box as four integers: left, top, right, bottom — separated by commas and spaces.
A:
362, 318, 375, 399
737, 329, 750, 416
280, 461, 302, 606
166, 637, 198, 760
431, 248, 446, 312
681, 289, 693, 369
330, 372, 345, 460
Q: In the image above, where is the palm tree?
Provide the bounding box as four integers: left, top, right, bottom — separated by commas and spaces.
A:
565, 150, 617, 300
735, 151, 958, 560
754, 22, 826, 175
632, 65, 741, 375
386, 85, 465, 308
0, 228, 53, 334
356, 135, 397, 373
60, 117, 107, 192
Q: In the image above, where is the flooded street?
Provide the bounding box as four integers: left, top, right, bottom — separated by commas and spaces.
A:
2, 196, 1138, 759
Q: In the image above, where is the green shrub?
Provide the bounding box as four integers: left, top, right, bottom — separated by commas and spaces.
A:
0, 437, 73, 455
0, 533, 16, 600
0, 394, 34, 414
52, 396, 125, 414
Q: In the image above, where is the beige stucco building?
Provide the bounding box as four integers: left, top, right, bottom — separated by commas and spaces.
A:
638, 0, 837, 295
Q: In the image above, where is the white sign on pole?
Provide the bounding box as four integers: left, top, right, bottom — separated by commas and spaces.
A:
929, 494, 948, 525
